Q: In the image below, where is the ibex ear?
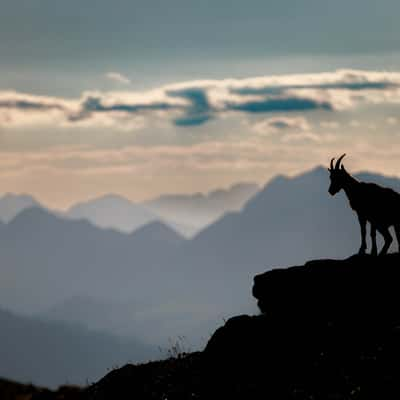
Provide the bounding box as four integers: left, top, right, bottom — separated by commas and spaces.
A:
341, 165, 346, 172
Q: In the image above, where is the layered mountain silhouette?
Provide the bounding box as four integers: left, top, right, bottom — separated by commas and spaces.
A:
64, 183, 259, 237
0, 207, 185, 315
65, 194, 158, 234
143, 182, 259, 232
2, 166, 400, 388
0, 182, 259, 237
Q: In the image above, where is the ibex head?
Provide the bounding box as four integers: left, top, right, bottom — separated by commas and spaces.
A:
328, 154, 347, 196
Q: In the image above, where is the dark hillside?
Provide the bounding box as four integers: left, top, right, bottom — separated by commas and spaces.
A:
58, 254, 400, 400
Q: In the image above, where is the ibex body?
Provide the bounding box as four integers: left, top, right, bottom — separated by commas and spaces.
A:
328, 154, 400, 256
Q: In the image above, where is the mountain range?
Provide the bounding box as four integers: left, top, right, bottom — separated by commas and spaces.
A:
144, 182, 260, 231
65, 194, 158, 234
1, 166, 400, 386
0, 182, 259, 237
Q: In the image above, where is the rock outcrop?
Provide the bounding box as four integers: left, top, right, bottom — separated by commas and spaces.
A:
204, 254, 400, 398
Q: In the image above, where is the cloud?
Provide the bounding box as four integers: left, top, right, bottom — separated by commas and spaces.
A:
251, 116, 333, 143
0, 91, 72, 111
105, 72, 131, 85
0, 91, 74, 127
231, 79, 394, 96
69, 93, 177, 123
252, 116, 311, 136
167, 88, 213, 126
226, 97, 332, 113
2, 69, 400, 129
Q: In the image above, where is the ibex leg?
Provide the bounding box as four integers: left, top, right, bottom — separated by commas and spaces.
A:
370, 225, 377, 256
394, 224, 400, 253
358, 215, 367, 255
378, 228, 393, 256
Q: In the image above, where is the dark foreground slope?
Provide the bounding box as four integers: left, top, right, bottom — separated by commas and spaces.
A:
0, 378, 83, 400
7, 254, 400, 399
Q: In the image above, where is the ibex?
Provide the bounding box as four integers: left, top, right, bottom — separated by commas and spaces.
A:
328, 154, 400, 256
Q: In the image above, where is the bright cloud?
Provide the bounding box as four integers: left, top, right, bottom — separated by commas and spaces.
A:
0, 69, 400, 130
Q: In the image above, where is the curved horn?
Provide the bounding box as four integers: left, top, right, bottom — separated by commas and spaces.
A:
335, 153, 346, 170
330, 158, 335, 171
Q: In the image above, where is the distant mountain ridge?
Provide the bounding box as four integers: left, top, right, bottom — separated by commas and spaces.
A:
2, 167, 400, 387
0, 181, 260, 237
0, 206, 185, 314
3, 168, 400, 315
0, 193, 40, 222
143, 182, 260, 229
65, 194, 158, 233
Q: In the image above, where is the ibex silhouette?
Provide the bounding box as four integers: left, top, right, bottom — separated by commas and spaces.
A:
328, 154, 400, 256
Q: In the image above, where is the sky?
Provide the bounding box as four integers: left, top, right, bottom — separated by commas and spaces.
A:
1, 0, 400, 208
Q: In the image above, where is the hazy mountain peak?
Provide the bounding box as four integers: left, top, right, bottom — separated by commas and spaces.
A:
148, 181, 259, 203
207, 182, 260, 200
66, 194, 157, 233
68, 193, 136, 211
260, 173, 288, 189
144, 181, 260, 230
244, 166, 331, 214
285, 165, 327, 182
7, 206, 107, 238
1, 192, 37, 201
131, 220, 184, 245
0, 193, 41, 222
8, 206, 64, 228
